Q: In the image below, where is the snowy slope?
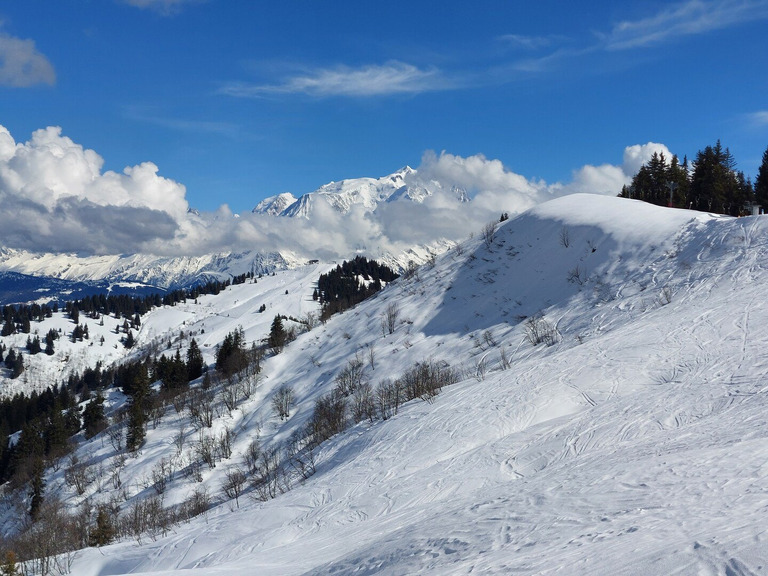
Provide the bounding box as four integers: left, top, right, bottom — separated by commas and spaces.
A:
12, 194, 768, 575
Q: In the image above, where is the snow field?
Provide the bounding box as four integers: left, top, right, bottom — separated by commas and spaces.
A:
8, 194, 768, 575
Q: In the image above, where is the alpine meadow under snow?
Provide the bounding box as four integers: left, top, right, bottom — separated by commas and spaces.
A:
3, 193, 768, 575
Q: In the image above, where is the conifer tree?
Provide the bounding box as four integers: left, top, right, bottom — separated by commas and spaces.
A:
268, 315, 287, 353
186, 338, 205, 381
755, 145, 768, 209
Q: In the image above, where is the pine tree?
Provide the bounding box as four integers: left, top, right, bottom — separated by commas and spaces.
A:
28, 459, 45, 520
755, 145, 768, 210
186, 338, 205, 381
268, 315, 287, 353
82, 393, 106, 439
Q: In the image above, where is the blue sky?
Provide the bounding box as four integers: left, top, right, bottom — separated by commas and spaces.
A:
0, 0, 767, 256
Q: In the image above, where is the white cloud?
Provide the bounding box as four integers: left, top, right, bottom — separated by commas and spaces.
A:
604, 0, 768, 50
498, 34, 555, 51
0, 124, 672, 259
122, 0, 205, 15
219, 62, 450, 98
0, 32, 55, 87
621, 142, 673, 176
0, 126, 187, 254
748, 111, 768, 126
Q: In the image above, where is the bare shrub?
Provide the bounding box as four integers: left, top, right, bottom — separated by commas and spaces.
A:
524, 314, 559, 346
215, 427, 235, 461
242, 437, 262, 475
499, 346, 512, 370
188, 388, 215, 429
64, 453, 93, 496
375, 379, 402, 420
482, 220, 497, 250
567, 265, 587, 285
13, 498, 80, 576
351, 382, 376, 423
559, 226, 570, 248
335, 355, 366, 397
271, 385, 295, 420
308, 392, 348, 445
151, 457, 175, 495
384, 302, 399, 335
195, 432, 217, 469
222, 466, 247, 508
250, 448, 286, 501
400, 360, 460, 402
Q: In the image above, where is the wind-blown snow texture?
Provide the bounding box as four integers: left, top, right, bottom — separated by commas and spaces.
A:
9, 194, 768, 575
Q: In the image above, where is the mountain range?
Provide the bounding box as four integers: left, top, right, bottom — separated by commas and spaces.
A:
0, 167, 467, 303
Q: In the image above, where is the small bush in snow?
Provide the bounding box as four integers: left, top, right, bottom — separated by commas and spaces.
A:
524, 315, 559, 347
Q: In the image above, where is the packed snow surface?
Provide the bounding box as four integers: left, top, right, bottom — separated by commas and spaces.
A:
10, 194, 768, 575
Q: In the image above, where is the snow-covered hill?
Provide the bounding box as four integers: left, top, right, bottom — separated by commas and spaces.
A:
6, 194, 768, 575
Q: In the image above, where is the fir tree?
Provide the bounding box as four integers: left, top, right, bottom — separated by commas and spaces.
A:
268, 315, 287, 353
755, 145, 768, 210
186, 338, 205, 381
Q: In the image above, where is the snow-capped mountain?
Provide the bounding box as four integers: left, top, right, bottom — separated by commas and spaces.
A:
0, 166, 471, 303
5, 194, 768, 575
252, 166, 468, 219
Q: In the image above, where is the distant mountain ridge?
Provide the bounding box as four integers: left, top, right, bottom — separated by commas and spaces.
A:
252, 166, 468, 218
0, 166, 467, 303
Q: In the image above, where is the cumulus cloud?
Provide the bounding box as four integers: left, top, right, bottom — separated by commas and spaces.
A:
0, 124, 670, 260
0, 125, 187, 254
0, 31, 55, 87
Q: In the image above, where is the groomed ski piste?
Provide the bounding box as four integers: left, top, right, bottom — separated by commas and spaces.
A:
10, 193, 768, 575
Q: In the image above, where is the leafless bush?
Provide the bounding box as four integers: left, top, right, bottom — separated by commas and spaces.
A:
335, 355, 366, 397
285, 430, 316, 480
250, 448, 286, 501
499, 346, 512, 370
151, 457, 175, 495
367, 345, 375, 371
242, 437, 262, 475
308, 391, 348, 444
106, 421, 124, 453
178, 486, 210, 521
384, 302, 399, 335
222, 466, 247, 508
220, 380, 239, 415
64, 453, 93, 496
302, 312, 318, 331
482, 220, 497, 250
13, 498, 79, 576
559, 226, 570, 248
173, 423, 188, 456
375, 379, 403, 420
524, 314, 559, 346
351, 382, 376, 423
400, 360, 460, 402
215, 427, 235, 461
475, 357, 489, 381
188, 388, 215, 429
567, 265, 587, 285
271, 385, 295, 420
195, 432, 217, 469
